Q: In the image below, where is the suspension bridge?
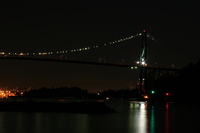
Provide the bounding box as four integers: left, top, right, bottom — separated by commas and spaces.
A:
0, 30, 182, 98
0, 30, 179, 69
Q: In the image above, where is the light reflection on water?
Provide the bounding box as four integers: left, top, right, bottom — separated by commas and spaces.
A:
150, 105, 155, 133
0, 100, 200, 133
128, 102, 148, 133
165, 103, 169, 133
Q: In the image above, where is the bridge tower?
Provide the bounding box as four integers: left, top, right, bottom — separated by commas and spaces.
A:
139, 30, 147, 97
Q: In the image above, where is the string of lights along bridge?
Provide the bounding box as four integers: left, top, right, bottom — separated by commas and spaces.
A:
0, 32, 155, 57
0, 30, 177, 71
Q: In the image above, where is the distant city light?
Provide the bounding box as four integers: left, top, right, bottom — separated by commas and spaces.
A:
19, 53, 25, 55
0, 88, 26, 98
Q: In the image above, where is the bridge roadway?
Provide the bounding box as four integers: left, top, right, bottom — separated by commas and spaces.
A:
0, 56, 180, 71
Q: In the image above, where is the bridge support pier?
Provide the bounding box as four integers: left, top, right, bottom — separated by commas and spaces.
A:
139, 67, 147, 96
138, 30, 147, 98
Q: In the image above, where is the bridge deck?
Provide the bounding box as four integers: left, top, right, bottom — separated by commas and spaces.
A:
0, 56, 180, 71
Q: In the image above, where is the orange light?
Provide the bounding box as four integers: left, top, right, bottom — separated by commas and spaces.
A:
144, 95, 148, 99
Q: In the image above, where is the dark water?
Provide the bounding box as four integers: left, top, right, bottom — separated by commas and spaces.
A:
0, 100, 200, 133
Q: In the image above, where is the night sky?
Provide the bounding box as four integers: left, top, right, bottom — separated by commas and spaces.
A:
0, 0, 200, 92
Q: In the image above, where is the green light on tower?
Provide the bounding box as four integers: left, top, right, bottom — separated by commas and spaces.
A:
151, 90, 155, 94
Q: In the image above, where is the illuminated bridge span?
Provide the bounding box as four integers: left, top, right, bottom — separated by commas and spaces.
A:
0, 30, 183, 98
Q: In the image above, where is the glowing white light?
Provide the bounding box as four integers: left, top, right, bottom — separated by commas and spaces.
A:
141, 61, 145, 65
131, 66, 138, 69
